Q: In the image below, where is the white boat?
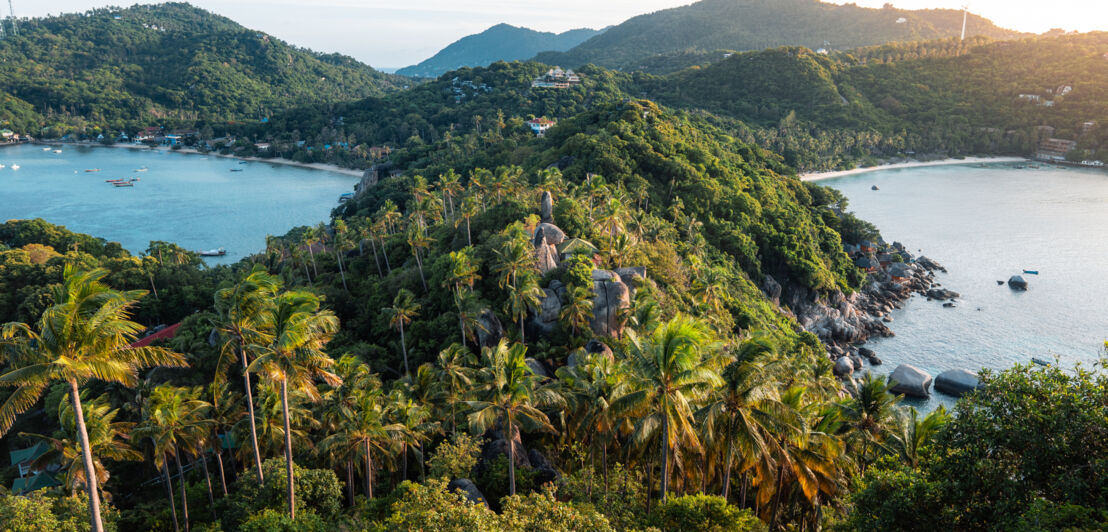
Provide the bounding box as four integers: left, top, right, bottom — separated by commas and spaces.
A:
53, 149, 63, 154
0, 164, 5, 168
199, 248, 227, 257
134, 167, 148, 172
10, 164, 19, 170
42, 147, 51, 151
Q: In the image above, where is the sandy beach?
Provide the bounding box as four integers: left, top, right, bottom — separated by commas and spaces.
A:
800, 156, 1028, 182
36, 141, 367, 177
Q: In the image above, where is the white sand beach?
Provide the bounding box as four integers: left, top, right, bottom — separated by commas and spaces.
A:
800, 156, 1028, 182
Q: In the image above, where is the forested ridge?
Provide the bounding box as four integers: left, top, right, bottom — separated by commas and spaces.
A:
0, 3, 405, 135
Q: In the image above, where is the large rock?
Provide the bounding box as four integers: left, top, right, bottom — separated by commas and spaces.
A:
525, 358, 553, 380
590, 271, 631, 337
535, 243, 559, 274
527, 448, 560, 485
889, 364, 933, 398
614, 267, 646, 283
833, 357, 854, 377
1008, 275, 1028, 290
925, 288, 960, 300
934, 369, 981, 397
528, 288, 562, 338
480, 428, 531, 471
476, 310, 504, 348
447, 479, 488, 508
540, 191, 554, 223
533, 223, 566, 247
584, 339, 614, 362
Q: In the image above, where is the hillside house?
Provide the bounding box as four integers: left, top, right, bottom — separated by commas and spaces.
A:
527, 118, 556, 136
1035, 137, 1078, 161
1017, 94, 1042, 103
532, 67, 582, 89
1054, 84, 1073, 96
254, 142, 271, 151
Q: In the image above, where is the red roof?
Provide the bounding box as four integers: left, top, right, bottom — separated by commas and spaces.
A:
130, 322, 181, 348
527, 118, 555, 126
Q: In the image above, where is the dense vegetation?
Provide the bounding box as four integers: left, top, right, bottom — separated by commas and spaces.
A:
534, 0, 1020, 72
397, 24, 604, 79
0, 3, 405, 136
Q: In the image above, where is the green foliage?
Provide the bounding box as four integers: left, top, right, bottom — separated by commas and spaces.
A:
222, 458, 342, 529
475, 455, 537, 510
499, 486, 615, 532
380, 479, 501, 531
428, 432, 482, 480
239, 508, 327, 532
651, 494, 766, 532
0, 490, 119, 532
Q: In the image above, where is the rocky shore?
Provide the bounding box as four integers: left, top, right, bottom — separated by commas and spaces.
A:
765, 242, 953, 369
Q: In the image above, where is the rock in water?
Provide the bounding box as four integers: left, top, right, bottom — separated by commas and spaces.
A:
871, 185, 880, 191
447, 479, 488, 508
1008, 275, 1028, 290
540, 191, 554, 223
889, 364, 933, 398
934, 369, 981, 397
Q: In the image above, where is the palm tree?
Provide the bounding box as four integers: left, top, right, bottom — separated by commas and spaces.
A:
214, 265, 281, 483
892, 405, 948, 469
22, 393, 142, 498
467, 340, 562, 495
840, 372, 901, 473
332, 220, 351, 292
133, 386, 214, 532
206, 382, 243, 495
386, 388, 434, 482
384, 289, 420, 378
444, 247, 481, 343
302, 226, 320, 279
456, 195, 479, 246
318, 385, 402, 499
559, 283, 594, 339
406, 223, 433, 292
247, 290, 340, 520
433, 344, 476, 434
611, 314, 722, 503
439, 169, 463, 219
556, 350, 620, 487
0, 266, 187, 532
505, 272, 544, 345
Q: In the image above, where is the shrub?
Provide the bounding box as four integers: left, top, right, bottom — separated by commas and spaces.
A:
0, 490, 120, 532
221, 458, 342, 529
429, 433, 482, 480
380, 479, 500, 532
651, 494, 766, 532
501, 485, 615, 532
239, 508, 326, 532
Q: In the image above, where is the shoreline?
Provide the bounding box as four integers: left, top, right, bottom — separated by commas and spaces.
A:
35, 141, 366, 177
799, 156, 1028, 182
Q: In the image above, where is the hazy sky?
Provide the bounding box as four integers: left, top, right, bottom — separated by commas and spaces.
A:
19, 1, 1108, 68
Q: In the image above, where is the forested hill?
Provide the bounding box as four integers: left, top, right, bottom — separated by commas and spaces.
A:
534, 0, 1021, 72
396, 24, 604, 78
0, 2, 406, 133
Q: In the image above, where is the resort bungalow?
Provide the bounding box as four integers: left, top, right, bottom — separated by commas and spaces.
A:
860, 241, 877, 253
527, 118, 556, 136
10, 441, 50, 479
558, 238, 600, 264
254, 142, 271, 151
888, 262, 911, 282
11, 472, 59, 495
854, 256, 879, 273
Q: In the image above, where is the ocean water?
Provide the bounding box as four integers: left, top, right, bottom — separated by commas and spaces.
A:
821, 162, 1108, 410
0, 144, 356, 264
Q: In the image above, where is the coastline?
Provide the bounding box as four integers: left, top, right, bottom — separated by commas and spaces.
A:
35, 141, 366, 177
799, 156, 1028, 182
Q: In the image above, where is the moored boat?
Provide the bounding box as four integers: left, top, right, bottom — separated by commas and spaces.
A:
1022, 270, 1039, 275
53, 149, 63, 154
85, 168, 101, 172
199, 248, 226, 257
1031, 357, 1051, 367
10, 164, 19, 170
113, 182, 134, 187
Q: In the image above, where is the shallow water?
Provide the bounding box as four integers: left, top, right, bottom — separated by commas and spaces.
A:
0, 144, 356, 264
821, 163, 1108, 410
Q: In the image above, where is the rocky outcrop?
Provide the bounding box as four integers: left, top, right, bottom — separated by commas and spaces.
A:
1008, 275, 1028, 290
934, 369, 981, 397
447, 479, 488, 507
590, 270, 631, 338
925, 288, 959, 300
532, 223, 566, 274
889, 364, 933, 398
528, 288, 562, 337
833, 357, 854, 377
540, 191, 554, 223
477, 310, 504, 348
525, 357, 552, 380
527, 448, 560, 485
480, 427, 531, 470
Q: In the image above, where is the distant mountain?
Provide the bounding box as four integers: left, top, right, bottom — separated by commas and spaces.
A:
535, 0, 1022, 71
0, 2, 407, 132
397, 24, 603, 78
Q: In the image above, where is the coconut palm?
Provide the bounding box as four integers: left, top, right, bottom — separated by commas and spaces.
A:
406, 223, 433, 292
332, 220, 351, 292
133, 385, 214, 532
248, 383, 319, 460
456, 195, 479, 246
0, 266, 187, 532
559, 283, 594, 339
439, 169, 463, 219
22, 393, 142, 498
611, 314, 722, 503
384, 289, 420, 378
467, 340, 562, 495
213, 265, 281, 483
505, 272, 544, 345
840, 372, 901, 472
386, 387, 434, 482
246, 290, 340, 520
433, 344, 476, 434
891, 404, 948, 468
206, 382, 243, 495
318, 385, 402, 499
444, 247, 482, 343
556, 350, 620, 486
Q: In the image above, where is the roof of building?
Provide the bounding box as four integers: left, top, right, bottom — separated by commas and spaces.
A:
10, 441, 50, 466
12, 472, 59, 494
558, 238, 598, 255
129, 322, 182, 349
527, 118, 555, 126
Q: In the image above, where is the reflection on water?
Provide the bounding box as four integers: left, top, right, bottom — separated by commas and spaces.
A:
0, 144, 356, 264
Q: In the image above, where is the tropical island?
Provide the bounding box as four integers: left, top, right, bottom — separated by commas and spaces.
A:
1, 2, 1107, 532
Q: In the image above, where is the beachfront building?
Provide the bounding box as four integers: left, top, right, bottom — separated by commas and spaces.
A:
1035, 137, 1078, 161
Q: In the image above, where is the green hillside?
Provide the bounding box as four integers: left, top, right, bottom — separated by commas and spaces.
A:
535, 0, 1021, 71
0, 3, 406, 134
397, 24, 604, 78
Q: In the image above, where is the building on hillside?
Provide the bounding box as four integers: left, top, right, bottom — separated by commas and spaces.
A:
1054, 84, 1073, 96
526, 118, 556, 136
0, 129, 13, 140
254, 143, 271, 151
1081, 121, 1097, 133
531, 67, 582, 89
1016, 94, 1042, 103
10, 442, 50, 479
1035, 137, 1078, 161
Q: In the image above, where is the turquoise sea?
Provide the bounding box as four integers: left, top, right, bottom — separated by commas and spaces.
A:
0, 144, 356, 264
822, 162, 1108, 409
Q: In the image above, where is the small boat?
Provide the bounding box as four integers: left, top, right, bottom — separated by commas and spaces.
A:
230, 168, 244, 172
53, 149, 63, 154
199, 248, 227, 257
871, 185, 880, 191
113, 182, 134, 187
130, 177, 140, 182
1031, 357, 1051, 367
42, 147, 51, 151
0, 164, 6, 168
106, 178, 127, 183
1022, 270, 1039, 275
238, 161, 248, 165
134, 167, 148, 172
10, 164, 19, 170
85, 168, 101, 173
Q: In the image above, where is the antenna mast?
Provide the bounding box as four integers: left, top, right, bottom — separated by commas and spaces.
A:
960, 4, 968, 41
6, 0, 15, 37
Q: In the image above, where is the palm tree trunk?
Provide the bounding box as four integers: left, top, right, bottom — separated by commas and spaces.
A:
336, 252, 349, 291
68, 380, 105, 532
280, 378, 296, 520
380, 238, 392, 273
722, 415, 736, 501
364, 439, 374, 499
660, 414, 669, 503
402, 445, 408, 481
465, 219, 472, 247
369, 238, 383, 277
507, 418, 517, 496
346, 460, 354, 506
174, 446, 190, 532
213, 441, 228, 496
739, 471, 749, 509
162, 454, 180, 532
399, 321, 410, 377
303, 261, 313, 286
240, 348, 265, 483
769, 463, 785, 531
415, 251, 428, 292
199, 453, 217, 521
308, 245, 319, 277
